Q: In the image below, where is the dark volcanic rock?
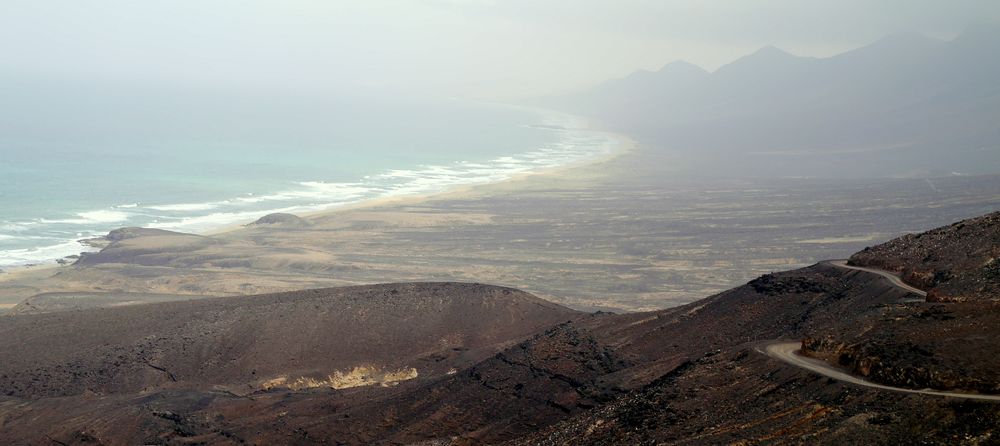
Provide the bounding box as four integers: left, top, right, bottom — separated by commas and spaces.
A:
749, 273, 832, 296
849, 211, 1000, 301
4, 212, 1000, 445
802, 299, 1000, 395
8, 292, 197, 315
0, 283, 575, 400
511, 213, 1000, 445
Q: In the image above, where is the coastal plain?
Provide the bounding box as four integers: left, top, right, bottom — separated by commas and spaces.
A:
2, 149, 999, 313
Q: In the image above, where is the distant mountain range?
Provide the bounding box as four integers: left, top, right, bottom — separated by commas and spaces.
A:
547, 24, 1000, 178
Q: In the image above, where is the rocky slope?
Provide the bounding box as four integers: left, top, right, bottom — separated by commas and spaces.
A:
7, 291, 197, 315
1, 212, 998, 444
799, 211, 1000, 395
510, 217, 1000, 444
849, 210, 1000, 301
0, 283, 575, 404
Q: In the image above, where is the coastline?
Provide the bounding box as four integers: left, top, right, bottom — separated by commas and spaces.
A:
0, 122, 640, 312
0, 106, 634, 267
3, 140, 999, 313
1, 119, 636, 285
205, 127, 637, 235
0, 262, 63, 285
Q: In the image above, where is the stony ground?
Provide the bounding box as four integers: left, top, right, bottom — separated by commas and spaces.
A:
850, 211, 1000, 301
3, 152, 999, 313
3, 212, 999, 444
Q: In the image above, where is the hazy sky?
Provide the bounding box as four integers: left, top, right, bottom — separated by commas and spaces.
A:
2, 1, 999, 98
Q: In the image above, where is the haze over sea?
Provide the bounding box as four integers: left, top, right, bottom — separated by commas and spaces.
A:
0, 86, 618, 267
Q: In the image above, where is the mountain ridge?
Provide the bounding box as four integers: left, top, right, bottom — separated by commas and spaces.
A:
546, 25, 1000, 178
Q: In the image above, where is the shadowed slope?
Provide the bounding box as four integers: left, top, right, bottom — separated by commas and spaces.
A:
0, 283, 577, 400
850, 211, 1000, 301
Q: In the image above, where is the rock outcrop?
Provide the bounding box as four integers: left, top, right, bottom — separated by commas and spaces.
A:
849, 211, 1000, 301
248, 212, 311, 228
2, 213, 1000, 444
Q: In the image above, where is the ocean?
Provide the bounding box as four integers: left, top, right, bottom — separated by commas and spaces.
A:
0, 86, 620, 267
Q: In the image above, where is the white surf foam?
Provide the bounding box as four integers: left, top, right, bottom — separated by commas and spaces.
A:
40, 210, 131, 225
146, 206, 306, 233
0, 239, 96, 266
245, 182, 372, 203
148, 203, 220, 212
1, 108, 624, 268
77, 210, 130, 223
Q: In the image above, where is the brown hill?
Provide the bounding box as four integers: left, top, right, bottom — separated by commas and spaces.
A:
0, 283, 574, 406
247, 212, 311, 228
4, 264, 992, 445
7, 291, 197, 315
75, 227, 220, 267
2, 212, 999, 444
849, 210, 1000, 301
514, 212, 1000, 445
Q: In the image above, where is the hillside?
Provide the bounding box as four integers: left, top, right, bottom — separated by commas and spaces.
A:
549, 25, 1000, 178
0, 283, 575, 400
519, 212, 1000, 445
849, 211, 1000, 301
1, 212, 999, 444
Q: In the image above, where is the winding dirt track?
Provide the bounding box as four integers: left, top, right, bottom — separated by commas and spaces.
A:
826, 260, 927, 297
760, 342, 1000, 401
759, 261, 1000, 401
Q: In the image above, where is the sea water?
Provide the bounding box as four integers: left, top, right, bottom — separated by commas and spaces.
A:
0, 84, 619, 267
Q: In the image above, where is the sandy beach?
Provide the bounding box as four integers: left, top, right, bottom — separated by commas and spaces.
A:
2, 134, 1000, 313
0, 129, 636, 309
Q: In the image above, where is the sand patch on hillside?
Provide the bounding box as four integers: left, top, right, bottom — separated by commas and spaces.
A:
261, 365, 419, 391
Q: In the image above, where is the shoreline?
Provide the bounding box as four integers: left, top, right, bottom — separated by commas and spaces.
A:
3, 145, 998, 313
207, 127, 636, 235
2, 119, 637, 273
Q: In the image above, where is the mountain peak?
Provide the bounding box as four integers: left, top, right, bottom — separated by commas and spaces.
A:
611, 60, 707, 88
617, 68, 658, 83
655, 60, 710, 82
658, 60, 708, 74
713, 45, 808, 77
753, 45, 791, 57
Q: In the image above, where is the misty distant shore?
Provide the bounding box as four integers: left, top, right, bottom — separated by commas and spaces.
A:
0, 104, 625, 269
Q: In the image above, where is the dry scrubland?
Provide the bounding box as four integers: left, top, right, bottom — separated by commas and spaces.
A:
2, 214, 1000, 444
2, 149, 999, 313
